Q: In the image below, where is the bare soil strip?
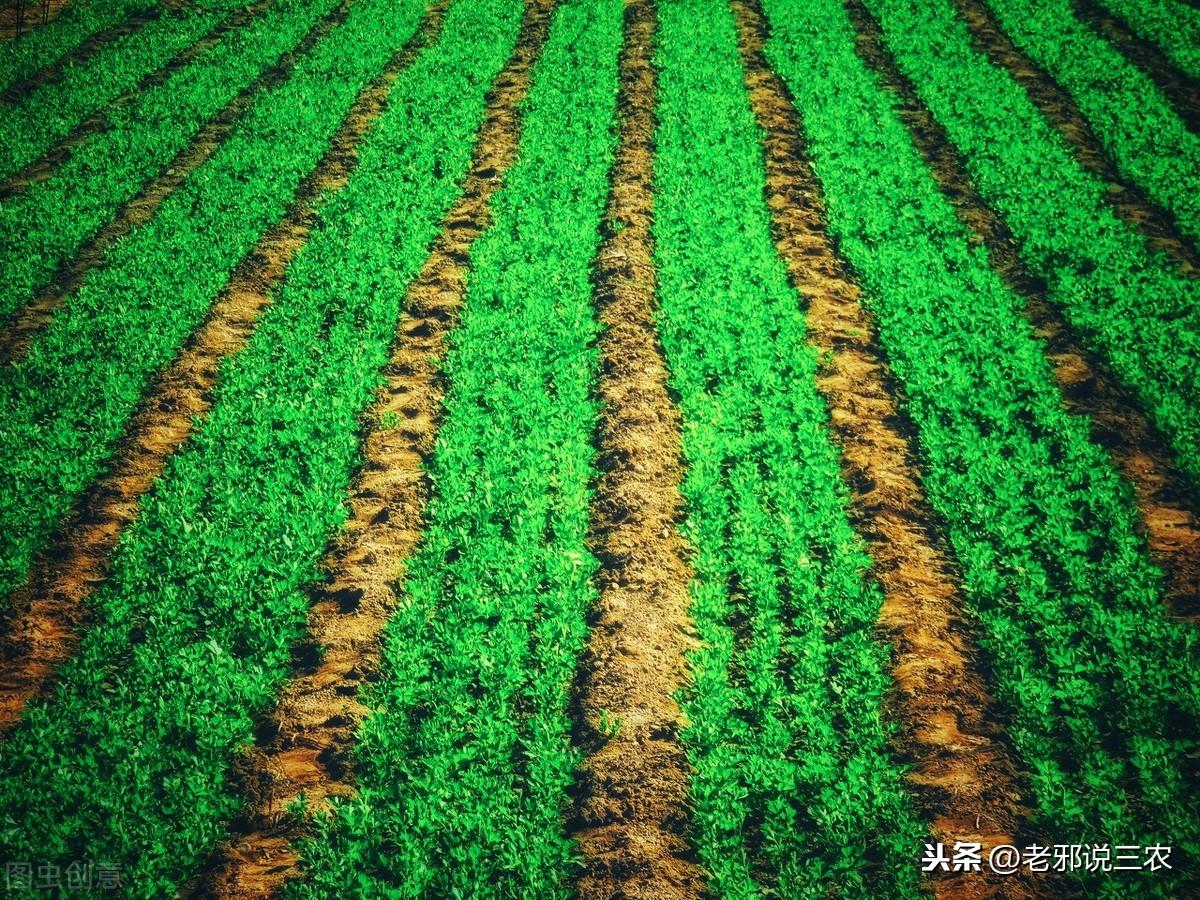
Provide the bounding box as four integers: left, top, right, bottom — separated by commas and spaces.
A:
734, 1, 1039, 896
1, 0, 70, 40
193, 3, 556, 896
1072, 0, 1200, 135
0, 0, 280, 197
1, 2, 159, 100
846, 0, 1200, 621
0, 0, 351, 367
568, 1, 704, 897
0, 0, 450, 740
950, 0, 1200, 275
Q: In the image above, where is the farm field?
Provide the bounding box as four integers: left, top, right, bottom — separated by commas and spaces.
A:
0, 0, 1197, 896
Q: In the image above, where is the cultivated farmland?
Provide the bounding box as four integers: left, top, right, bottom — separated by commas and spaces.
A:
0, 0, 1197, 896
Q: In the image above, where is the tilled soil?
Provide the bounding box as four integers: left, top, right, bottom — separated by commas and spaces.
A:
951, 0, 1200, 275
847, 0, 1200, 624
0, 0, 70, 40
0, 0, 440, 737
569, 1, 705, 897
737, 1, 1041, 897
0, 0, 350, 366
192, 1, 556, 895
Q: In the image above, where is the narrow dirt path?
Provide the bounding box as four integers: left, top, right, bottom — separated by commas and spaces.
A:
193, 3, 555, 896
0, 0, 280, 197
0, 0, 450, 739
0, 0, 351, 366
569, 1, 704, 897
1072, 0, 1200, 134
1, 2, 159, 99
846, 0, 1200, 620
950, 0, 1200, 275
0, 0, 70, 40
735, 1, 1040, 897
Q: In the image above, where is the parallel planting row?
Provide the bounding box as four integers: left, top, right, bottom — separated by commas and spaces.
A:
0, 0, 424, 598
0, 0, 343, 320
0, 0, 1197, 895
766, 0, 1199, 892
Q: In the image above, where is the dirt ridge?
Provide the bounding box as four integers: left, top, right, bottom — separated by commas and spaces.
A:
848, 0, 1200, 611
0, 0, 352, 367
0, 0, 450, 739
1072, 0, 1200, 135
735, 1, 1041, 897
569, 1, 704, 897
950, 0, 1200, 275
192, 1, 556, 895
1, 0, 70, 41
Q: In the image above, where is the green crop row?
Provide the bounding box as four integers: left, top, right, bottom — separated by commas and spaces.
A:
0, 0, 250, 181
0, 0, 340, 321
0, 0, 156, 94
293, 0, 624, 893
982, 0, 1200, 246
0, 0, 532, 891
655, 1, 925, 895
859, 0, 1200, 490
763, 0, 1200, 893
0, 0, 424, 599
1095, 0, 1200, 81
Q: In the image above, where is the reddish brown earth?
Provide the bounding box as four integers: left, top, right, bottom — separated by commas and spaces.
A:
193, 1, 556, 895
846, 0, 1200, 617
737, 1, 1041, 897
0, 0, 448, 738
569, 1, 705, 897
950, 0, 1200, 277
0, 0, 346, 366
0, 0, 69, 39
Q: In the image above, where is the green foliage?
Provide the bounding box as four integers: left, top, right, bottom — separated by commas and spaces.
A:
1096, 0, 1200, 81
0, 0, 249, 181
860, 0, 1200, 490
293, 0, 623, 894
0, 0, 341, 319
0, 0, 467, 890
0, 0, 423, 599
654, 0, 926, 895
762, 0, 1200, 893
0, 0, 157, 94
983, 0, 1200, 245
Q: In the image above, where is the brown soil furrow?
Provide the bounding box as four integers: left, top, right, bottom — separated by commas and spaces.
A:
1, 2, 159, 100
194, 2, 555, 896
951, 0, 1200, 276
1, 0, 69, 40
569, 1, 704, 898
0, 0, 449, 740
1072, 0, 1200, 135
735, 1, 1040, 897
847, 0, 1200, 613
1, 0, 283, 197
0, 0, 351, 367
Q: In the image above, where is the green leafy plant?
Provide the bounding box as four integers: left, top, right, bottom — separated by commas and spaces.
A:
763, 0, 1200, 892
0, 0, 160, 94
655, 1, 926, 895
0, 0, 341, 319
0, 0, 250, 181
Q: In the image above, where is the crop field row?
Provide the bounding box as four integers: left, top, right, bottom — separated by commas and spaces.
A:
0, 0, 1197, 896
